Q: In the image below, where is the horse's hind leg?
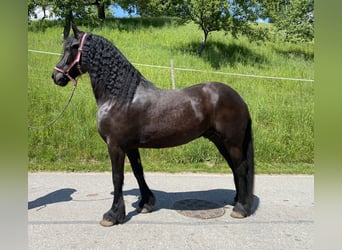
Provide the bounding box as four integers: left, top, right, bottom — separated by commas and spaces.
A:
127, 149, 155, 213
226, 145, 253, 218
210, 138, 240, 202
208, 124, 254, 218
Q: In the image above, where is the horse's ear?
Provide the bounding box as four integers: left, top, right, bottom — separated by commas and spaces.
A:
71, 23, 82, 39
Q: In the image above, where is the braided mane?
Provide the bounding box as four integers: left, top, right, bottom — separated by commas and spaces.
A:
82, 33, 148, 103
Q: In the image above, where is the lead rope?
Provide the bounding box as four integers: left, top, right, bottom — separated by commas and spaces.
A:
28, 84, 77, 130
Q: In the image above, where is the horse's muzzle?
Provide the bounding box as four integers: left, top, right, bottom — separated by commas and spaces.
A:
51, 70, 69, 87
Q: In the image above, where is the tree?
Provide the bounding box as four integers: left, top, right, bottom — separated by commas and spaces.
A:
91, 0, 113, 20
52, 0, 113, 38
28, 0, 37, 20
178, 0, 264, 55
28, 0, 51, 20
117, 0, 263, 55
115, 0, 163, 16
277, 0, 314, 42
183, 0, 231, 55
28, 0, 112, 38
52, 0, 80, 38
260, 0, 314, 42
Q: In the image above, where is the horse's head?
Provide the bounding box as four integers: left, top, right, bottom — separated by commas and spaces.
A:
52, 24, 88, 86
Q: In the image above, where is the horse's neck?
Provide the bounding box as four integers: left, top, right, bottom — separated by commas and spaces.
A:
85, 34, 145, 104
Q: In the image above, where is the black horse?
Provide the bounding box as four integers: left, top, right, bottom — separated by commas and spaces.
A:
52, 24, 255, 226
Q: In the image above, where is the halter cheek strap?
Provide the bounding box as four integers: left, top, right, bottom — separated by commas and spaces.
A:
54, 33, 88, 85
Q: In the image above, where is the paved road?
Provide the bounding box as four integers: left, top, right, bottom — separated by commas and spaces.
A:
28, 172, 314, 250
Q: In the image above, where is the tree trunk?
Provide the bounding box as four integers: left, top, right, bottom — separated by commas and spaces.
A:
41, 6, 46, 20
97, 2, 106, 20
197, 30, 208, 56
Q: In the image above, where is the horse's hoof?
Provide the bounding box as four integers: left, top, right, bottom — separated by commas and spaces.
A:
99, 219, 116, 227
230, 210, 246, 218
230, 202, 248, 218
100, 208, 125, 226
138, 204, 153, 214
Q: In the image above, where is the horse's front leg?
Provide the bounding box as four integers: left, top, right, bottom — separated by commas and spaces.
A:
100, 144, 126, 227
127, 149, 155, 213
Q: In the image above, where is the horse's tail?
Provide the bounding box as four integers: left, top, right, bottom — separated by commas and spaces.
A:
243, 118, 254, 213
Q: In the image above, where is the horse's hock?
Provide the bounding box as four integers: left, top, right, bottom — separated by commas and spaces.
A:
172, 199, 225, 219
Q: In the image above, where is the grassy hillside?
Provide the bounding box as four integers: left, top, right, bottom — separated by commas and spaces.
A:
28, 18, 314, 174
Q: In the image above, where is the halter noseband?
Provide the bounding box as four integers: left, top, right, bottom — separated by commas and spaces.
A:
54, 33, 88, 85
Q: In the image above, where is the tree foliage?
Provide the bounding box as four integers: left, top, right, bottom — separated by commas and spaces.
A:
181, 0, 264, 54
116, 0, 314, 47
182, 0, 232, 55
28, 0, 314, 45
116, 0, 264, 55
28, 0, 51, 20
29, 0, 112, 38
260, 0, 314, 42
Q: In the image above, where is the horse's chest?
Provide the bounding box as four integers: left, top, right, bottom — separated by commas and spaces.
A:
97, 102, 112, 123
97, 101, 133, 138
97, 102, 119, 134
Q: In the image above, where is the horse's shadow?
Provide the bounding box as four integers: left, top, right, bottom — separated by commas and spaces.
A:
120, 188, 260, 222
28, 188, 77, 210
28, 187, 259, 222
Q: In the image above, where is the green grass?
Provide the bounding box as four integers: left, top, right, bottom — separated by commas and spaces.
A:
28, 18, 314, 174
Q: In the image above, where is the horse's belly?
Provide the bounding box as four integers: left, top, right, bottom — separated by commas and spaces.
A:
138, 131, 202, 148
137, 117, 208, 148
136, 97, 211, 148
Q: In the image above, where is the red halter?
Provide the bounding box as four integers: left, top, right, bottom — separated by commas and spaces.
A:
54, 33, 87, 85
